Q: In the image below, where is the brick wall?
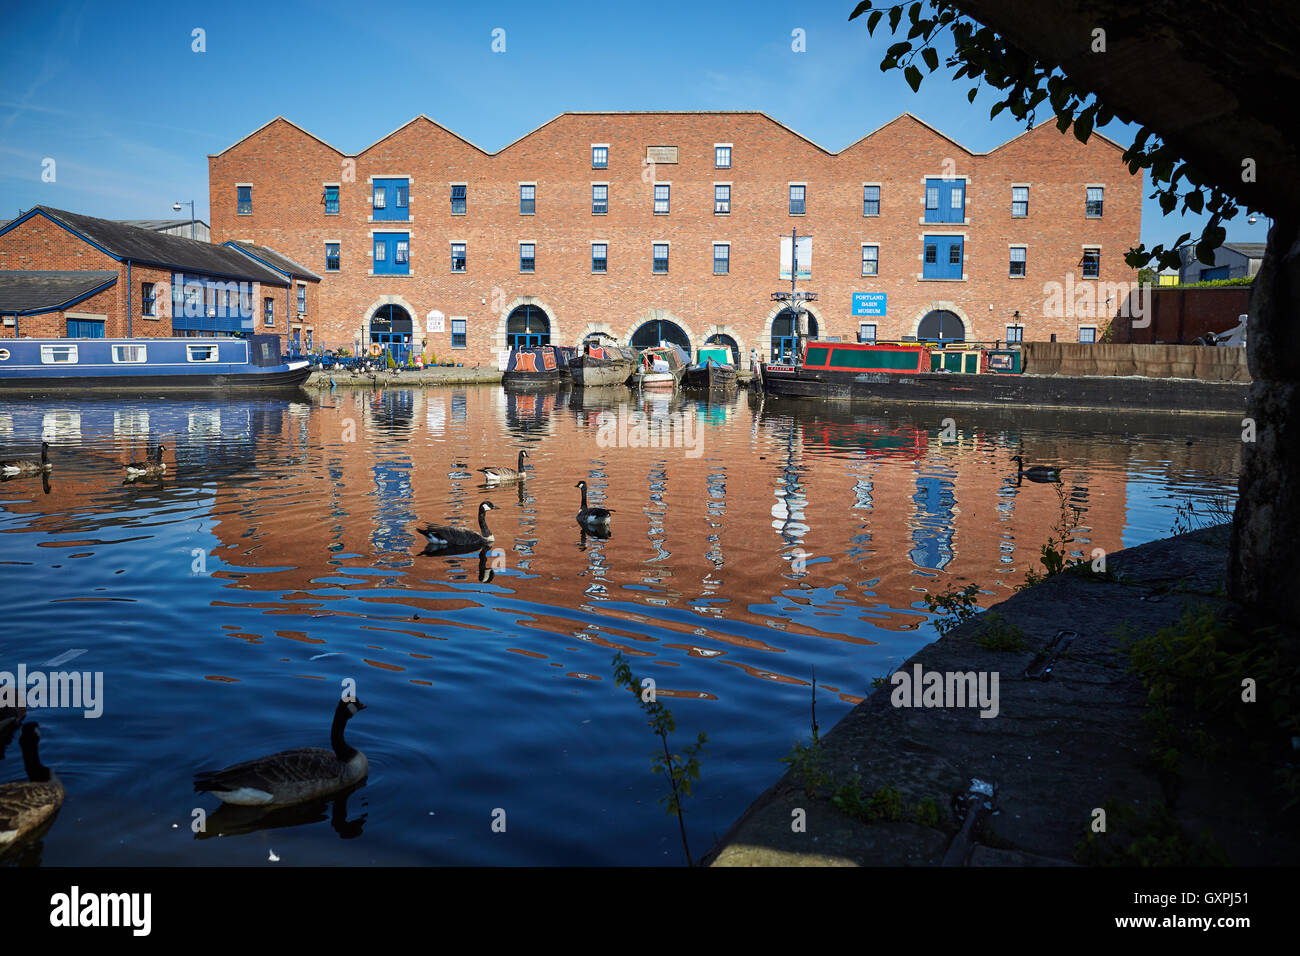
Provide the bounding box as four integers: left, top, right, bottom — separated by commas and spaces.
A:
209, 112, 1143, 364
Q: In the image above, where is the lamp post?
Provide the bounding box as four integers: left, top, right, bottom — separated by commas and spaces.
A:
172, 200, 195, 240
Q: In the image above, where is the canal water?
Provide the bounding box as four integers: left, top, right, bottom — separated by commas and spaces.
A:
0, 386, 1240, 865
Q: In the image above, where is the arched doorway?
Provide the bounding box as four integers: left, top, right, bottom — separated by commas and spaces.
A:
507, 305, 550, 348
370, 304, 413, 363
705, 333, 741, 366
771, 309, 819, 362
917, 309, 965, 343
631, 318, 690, 353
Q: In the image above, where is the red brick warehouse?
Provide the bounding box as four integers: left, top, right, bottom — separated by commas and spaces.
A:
208, 111, 1142, 367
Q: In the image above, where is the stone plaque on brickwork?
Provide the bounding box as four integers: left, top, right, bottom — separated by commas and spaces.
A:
645, 146, 678, 164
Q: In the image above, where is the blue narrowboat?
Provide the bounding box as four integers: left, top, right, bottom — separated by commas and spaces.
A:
0, 334, 311, 393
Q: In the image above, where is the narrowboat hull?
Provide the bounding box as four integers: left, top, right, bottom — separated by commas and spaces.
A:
0, 364, 312, 394
0, 335, 309, 394
502, 370, 570, 390
684, 364, 738, 390
570, 357, 636, 387
635, 368, 683, 389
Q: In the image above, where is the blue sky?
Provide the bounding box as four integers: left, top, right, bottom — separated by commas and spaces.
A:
0, 0, 1268, 250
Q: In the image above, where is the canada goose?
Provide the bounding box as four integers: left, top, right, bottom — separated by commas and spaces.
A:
418, 501, 497, 552
125, 443, 166, 479
479, 449, 529, 484
1011, 455, 1062, 483
0, 723, 64, 847
0, 441, 51, 478
193, 698, 368, 807
575, 480, 614, 531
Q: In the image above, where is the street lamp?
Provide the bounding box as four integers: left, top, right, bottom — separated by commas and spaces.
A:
172, 200, 195, 240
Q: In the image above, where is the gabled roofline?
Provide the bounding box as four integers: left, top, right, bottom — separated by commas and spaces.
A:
209, 116, 347, 159
357, 114, 492, 157
212, 110, 1135, 163
840, 111, 978, 155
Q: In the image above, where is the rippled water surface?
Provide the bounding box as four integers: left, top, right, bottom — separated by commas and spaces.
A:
0, 386, 1240, 865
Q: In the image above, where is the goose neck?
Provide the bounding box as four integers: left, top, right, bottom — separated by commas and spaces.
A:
331, 706, 357, 761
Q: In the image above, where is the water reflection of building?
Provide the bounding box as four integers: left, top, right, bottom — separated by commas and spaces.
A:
2, 390, 1241, 662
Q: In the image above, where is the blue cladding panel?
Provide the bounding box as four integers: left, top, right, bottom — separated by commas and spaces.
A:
372, 178, 409, 221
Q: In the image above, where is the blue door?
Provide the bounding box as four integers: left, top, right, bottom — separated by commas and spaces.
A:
66, 318, 105, 337
370, 332, 409, 364
923, 236, 963, 279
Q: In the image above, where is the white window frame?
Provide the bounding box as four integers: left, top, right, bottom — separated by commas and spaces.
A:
40, 344, 79, 364
112, 343, 148, 364
186, 344, 221, 363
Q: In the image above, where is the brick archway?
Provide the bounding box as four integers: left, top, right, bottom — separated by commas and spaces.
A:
362, 294, 419, 340
702, 323, 747, 367
495, 296, 559, 351
761, 300, 826, 360
620, 309, 697, 353
909, 301, 973, 341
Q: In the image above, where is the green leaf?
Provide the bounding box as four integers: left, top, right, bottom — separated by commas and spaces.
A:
967, 86, 978, 103
886, 40, 913, 59
923, 47, 939, 71
1185, 190, 1204, 215
849, 0, 873, 20
867, 9, 883, 33
1073, 108, 1094, 143
905, 64, 923, 92
889, 5, 903, 30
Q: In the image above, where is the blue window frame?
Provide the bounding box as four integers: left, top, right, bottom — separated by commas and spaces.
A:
592, 184, 607, 215
1079, 326, 1097, 343
653, 184, 669, 214
1006, 325, 1024, 343
592, 243, 607, 273
789, 184, 806, 215
714, 184, 730, 214
325, 242, 340, 271
1010, 246, 1026, 277
263, 297, 274, 326
451, 184, 466, 215
451, 242, 466, 272
592, 146, 608, 169
653, 243, 669, 274
863, 185, 880, 216
373, 179, 409, 221
858, 323, 877, 343
1081, 247, 1100, 279
520, 243, 535, 273
1086, 187, 1104, 218
141, 282, 156, 316
520, 184, 535, 215
297, 285, 306, 314
451, 317, 467, 348
924, 178, 965, 223
373, 233, 410, 275
237, 185, 252, 215
713, 243, 729, 275
715, 145, 731, 168
66, 318, 105, 338
323, 185, 339, 214
922, 236, 963, 279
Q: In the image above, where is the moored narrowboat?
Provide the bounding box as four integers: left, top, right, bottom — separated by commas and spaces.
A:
570, 341, 638, 387
0, 334, 310, 393
634, 345, 687, 389
501, 344, 576, 389
762, 341, 931, 399
683, 346, 738, 390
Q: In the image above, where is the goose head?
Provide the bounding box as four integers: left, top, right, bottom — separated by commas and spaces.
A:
1010, 455, 1023, 465
480, 501, 497, 514
575, 481, 587, 491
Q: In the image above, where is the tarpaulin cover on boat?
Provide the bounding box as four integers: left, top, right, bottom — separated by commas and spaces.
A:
505, 345, 576, 372
584, 345, 640, 363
